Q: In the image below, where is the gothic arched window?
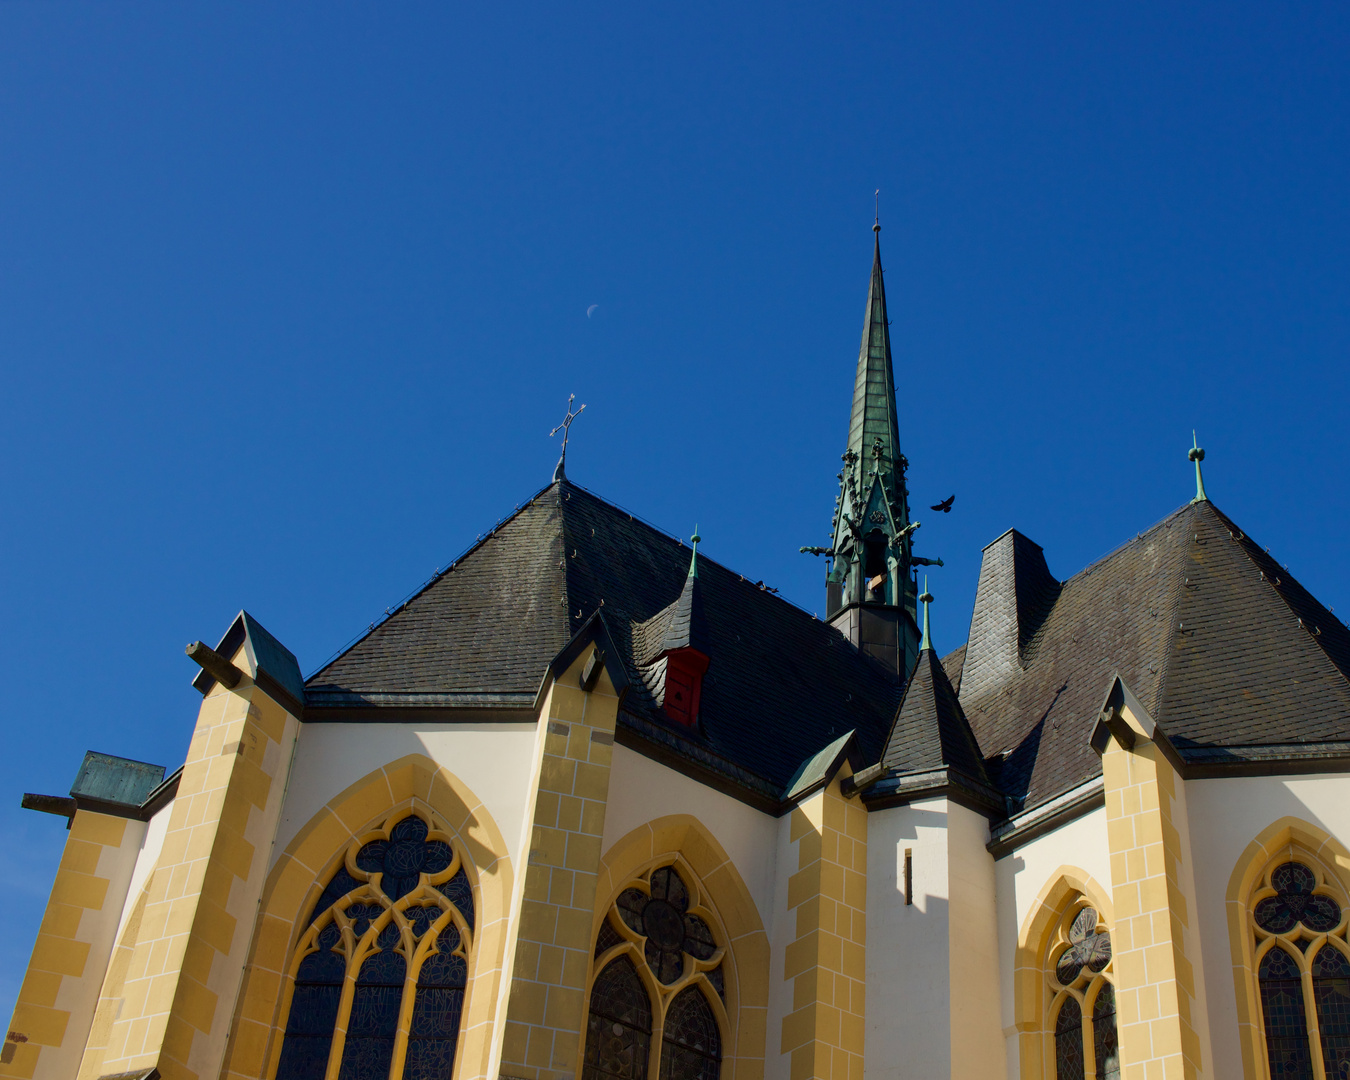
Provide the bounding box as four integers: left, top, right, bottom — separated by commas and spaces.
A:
276, 813, 474, 1080
585, 863, 727, 1080
1247, 857, 1350, 1080
1047, 902, 1117, 1080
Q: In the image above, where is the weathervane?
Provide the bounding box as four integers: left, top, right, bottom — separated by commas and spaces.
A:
874, 188, 880, 233
550, 394, 587, 482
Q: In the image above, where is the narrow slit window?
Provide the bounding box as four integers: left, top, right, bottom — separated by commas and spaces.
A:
903, 849, 913, 907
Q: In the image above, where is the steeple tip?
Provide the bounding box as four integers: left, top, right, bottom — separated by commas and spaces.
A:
1189, 431, 1208, 503
918, 577, 934, 652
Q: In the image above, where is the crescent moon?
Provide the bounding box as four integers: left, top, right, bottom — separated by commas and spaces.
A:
586, 304, 599, 318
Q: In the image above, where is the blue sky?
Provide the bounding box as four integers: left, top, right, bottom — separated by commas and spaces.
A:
2, 1, 1348, 1019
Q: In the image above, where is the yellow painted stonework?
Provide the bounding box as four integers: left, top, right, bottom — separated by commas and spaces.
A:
1100, 705, 1202, 1080
780, 772, 867, 1080
82, 650, 299, 1080
1, 811, 131, 1080
498, 647, 622, 1080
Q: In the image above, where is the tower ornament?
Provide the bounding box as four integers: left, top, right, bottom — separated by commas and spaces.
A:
1189, 431, 1208, 503
550, 394, 587, 482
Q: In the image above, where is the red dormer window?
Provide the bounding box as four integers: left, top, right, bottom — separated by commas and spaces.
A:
662, 647, 709, 728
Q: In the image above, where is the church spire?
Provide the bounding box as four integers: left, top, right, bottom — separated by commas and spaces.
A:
802, 222, 922, 682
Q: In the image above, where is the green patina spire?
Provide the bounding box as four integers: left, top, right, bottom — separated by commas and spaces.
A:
918, 576, 933, 652
1189, 432, 1208, 503
688, 526, 701, 579
801, 221, 923, 682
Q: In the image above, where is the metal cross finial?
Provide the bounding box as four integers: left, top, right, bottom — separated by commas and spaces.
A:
874, 189, 881, 233
918, 575, 934, 652
550, 394, 587, 482
1189, 431, 1208, 503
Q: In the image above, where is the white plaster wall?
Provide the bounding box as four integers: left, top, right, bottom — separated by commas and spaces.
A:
40, 815, 147, 1080
601, 744, 779, 924
114, 800, 172, 944
1164, 765, 1215, 1078
994, 803, 1112, 1079
948, 801, 1007, 1079
864, 798, 953, 1080
1185, 773, 1350, 1079
271, 722, 538, 868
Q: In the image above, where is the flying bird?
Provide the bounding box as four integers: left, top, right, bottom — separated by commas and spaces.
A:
930, 495, 955, 513
586, 304, 599, 318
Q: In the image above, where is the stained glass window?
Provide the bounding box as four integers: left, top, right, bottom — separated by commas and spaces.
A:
1260, 946, 1314, 1079
1092, 983, 1120, 1080
614, 867, 717, 986
584, 956, 653, 1080
406, 925, 468, 1080
339, 923, 406, 1080
1313, 945, 1350, 1080
276, 812, 474, 1080
589, 865, 725, 1080
1055, 908, 1111, 986
659, 987, 720, 1080
1256, 862, 1341, 936
596, 916, 625, 959
1054, 996, 1084, 1080
276, 923, 345, 1080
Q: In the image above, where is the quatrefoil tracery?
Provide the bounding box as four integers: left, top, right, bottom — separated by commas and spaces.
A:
1051, 906, 1112, 989
1253, 860, 1344, 938
599, 862, 726, 996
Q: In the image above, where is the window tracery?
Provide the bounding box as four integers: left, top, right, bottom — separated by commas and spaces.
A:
586, 862, 727, 1080
1047, 901, 1118, 1080
1247, 855, 1350, 1080
276, 813, 474, 1080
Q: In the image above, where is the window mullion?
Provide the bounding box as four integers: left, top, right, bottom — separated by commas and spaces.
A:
1304, 961, 1328, 1080
387, 935, 419, 1080
649, 994, 665, 1080
1082, 985, 1096, 1080
324, 953, 361, 1080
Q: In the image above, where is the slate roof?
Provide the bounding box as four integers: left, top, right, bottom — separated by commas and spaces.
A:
308, 480, 902, 802
879, 647, 992, 791
949, 498, 1350, 812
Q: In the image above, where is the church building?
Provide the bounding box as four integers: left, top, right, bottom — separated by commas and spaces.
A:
5, 226, 1350, 1080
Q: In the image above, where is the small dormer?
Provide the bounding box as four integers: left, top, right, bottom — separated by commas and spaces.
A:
637, 528, 711, 729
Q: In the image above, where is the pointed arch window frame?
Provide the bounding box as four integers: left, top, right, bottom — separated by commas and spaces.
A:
585, 854, 733, 1080
1045, 898, 1119, 1080
272, 811, 477, 1080
1242, 846, 1350, 1080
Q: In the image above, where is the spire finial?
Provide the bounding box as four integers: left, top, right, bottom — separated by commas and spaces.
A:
874, 189, 881, 233
549, 394, 587, 482
688, 525, 701, 579
918, 576, 933, 651
1189, 431, 1208, 503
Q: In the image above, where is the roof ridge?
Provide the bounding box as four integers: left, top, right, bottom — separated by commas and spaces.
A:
1062, 500, 1196, 588
307, 479, 562, 682
557, 480, 835, 626
1204, 502, 1350, 697
1149, 502, 1203, 719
